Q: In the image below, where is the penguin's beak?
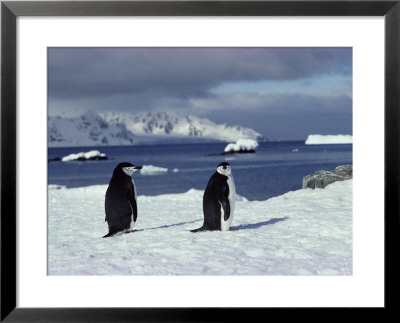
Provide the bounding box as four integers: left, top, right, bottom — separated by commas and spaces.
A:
122, 165, 142, 175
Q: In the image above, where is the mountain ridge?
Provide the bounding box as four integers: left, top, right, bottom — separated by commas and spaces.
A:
48, 111, 267, 147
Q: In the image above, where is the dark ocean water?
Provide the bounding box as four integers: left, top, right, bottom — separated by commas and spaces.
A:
48, 141, 352, 201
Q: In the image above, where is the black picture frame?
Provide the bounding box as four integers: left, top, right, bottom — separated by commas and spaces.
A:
1, 1, 399, 321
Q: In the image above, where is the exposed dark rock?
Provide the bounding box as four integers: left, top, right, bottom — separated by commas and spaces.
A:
222, 149, 256, 155
48, 157, 61, 163
208, 149, 256, 156
48, 155, 108, 162
302, 165, 352, 189
75, 156, 108, 161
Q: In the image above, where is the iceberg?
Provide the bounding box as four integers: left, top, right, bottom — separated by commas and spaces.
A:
305, 134, 353, 145
61, 150, 107, 162
140, 165, 168, 175
223, 139, 259, 154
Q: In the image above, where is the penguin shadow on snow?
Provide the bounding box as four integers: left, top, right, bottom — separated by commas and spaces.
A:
134, 219, 203, 232
230, 216, 289, 231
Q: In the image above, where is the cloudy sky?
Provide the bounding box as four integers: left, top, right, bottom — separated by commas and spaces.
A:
48, 47, 352, 141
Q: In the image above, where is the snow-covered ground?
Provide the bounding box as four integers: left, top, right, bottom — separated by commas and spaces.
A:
48, 180, 352, 275
305, 134, 353, 145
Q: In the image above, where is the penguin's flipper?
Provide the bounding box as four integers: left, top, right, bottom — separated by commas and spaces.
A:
219, 198, 231, 221
128, 199, 138, 223
127, 186, 138, 222
218, 183, 231, 221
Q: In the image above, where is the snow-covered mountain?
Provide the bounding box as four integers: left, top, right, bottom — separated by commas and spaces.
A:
48, 111, 136, 147
48, 111, 266, 147
101, 111, 265, 143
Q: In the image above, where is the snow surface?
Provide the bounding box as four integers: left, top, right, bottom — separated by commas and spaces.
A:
224, 138, 259, 152
140, 165, 168, 175
305, 134, 353, 145
61, 150, 106, 162
48, 180, 352, 275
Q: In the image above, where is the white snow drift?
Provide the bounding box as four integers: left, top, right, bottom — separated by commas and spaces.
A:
48, 179, 352, 275
305, 134, 353, 145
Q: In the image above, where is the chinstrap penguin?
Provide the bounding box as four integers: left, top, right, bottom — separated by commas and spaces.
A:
191, 162, 236, 232
103, 162, 142, 238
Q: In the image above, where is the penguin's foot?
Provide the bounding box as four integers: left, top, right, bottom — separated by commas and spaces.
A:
123, 229, 136, 234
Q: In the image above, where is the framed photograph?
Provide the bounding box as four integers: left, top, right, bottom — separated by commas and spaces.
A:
2, 0, 399, 321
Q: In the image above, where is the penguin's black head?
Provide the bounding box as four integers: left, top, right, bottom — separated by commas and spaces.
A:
114, 162, 142, 177
216, 162, 231, 176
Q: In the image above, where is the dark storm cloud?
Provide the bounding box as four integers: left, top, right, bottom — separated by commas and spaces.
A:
48, 47, 351, 102
199, 92, 352, 140
189, 91, 352, 114
228, 108, 352, 141
48, 47, 352, 139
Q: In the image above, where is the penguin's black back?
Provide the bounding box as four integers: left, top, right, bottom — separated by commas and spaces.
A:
201, 172, 229, 231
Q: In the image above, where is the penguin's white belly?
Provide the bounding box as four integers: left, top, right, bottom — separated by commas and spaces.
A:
221, 175, 236, 231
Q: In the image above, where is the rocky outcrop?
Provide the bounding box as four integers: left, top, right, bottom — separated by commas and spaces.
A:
222, 149, 256, 155
302, 165, 352, 189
